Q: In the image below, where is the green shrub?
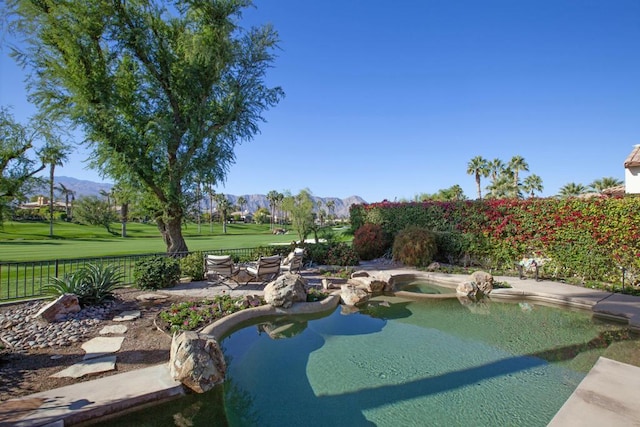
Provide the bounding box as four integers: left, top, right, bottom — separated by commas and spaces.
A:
352, 223, 391, 261
325, 243, 359, 266
304, 243, 330, 265
133, 256, 180, 290
179, 251, 206, 281
392, 226, 438, 267
43, 263, 124, 306
434, 231, 472, 264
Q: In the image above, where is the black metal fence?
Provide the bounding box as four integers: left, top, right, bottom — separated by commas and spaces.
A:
0, 247, 270, 303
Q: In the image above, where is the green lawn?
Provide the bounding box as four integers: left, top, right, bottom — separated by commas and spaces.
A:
0, 221, 309, 261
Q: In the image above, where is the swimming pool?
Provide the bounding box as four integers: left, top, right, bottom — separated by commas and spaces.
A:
94, 293, 633, 426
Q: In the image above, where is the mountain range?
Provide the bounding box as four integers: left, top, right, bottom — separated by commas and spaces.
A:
50, 177, 367, 218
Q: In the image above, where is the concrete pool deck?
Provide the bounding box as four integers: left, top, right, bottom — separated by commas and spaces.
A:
4, 269, 640, 426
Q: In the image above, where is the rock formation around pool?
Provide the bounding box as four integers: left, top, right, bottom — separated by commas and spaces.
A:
456, 271, 494, 299
170, 331, 226, 393
263, 273, 308, 308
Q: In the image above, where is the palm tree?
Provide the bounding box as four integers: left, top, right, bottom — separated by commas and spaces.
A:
488, 158, 505, 183
99, 189, 112, 209
207, 184, 215, 232
589, 177, 623, 193
558, 182, 587, 198
485, 173, 514, 199
448, 184, 465, 200
275, 192, 284, 224
237, 196, 247, 216
508, 155, 529, 191
214, 193, 230, 234
326, 199, 336, 221
39, 139, 70, 237
466, 156, 489, 199
266, 190, 279, 230
56, 183, 75, 221
522, 174, 544, 198
111, 182, 132, 237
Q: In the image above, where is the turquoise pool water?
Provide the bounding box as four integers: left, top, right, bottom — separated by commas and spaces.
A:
94, 295, 630, 426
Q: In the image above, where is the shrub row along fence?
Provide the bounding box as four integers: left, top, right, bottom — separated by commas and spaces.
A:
0, 248, 259, 302
350, 197, 640, 285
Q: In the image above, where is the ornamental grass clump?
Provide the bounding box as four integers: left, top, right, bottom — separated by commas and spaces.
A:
392, 226, 438, 267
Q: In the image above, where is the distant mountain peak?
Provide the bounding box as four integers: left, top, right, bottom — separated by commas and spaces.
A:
51, 176, 365, 218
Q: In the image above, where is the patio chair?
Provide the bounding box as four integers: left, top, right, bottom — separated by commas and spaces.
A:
280, 248, 305, 274
205, 255, 240, 286
245, 255, 282, 286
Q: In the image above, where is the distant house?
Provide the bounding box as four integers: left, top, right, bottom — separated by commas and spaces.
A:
624, 144, 640, 194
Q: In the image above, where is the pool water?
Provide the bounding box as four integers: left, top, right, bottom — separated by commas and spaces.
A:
397, 280, 457, 294
94, 296, 632, 426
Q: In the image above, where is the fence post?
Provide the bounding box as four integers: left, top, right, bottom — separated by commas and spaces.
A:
55, 259, 59, 278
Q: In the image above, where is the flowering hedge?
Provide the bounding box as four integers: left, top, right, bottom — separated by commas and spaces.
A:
350, 197, 640, 284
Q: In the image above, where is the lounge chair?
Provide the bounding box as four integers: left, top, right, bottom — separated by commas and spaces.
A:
280, 248, 304, 273
245, 255, 282, 285
205, 255, 240, 286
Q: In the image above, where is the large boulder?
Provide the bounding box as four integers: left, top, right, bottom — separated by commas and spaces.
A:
348, 271, 393, 292
470, 271, 494, 294
264, 273, 307, 308
35, 294, 81, 323
340, 284, 370, 306
170, 331, 226, 393
456, 281, 480, 298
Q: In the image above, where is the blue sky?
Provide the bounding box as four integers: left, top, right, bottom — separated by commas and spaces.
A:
1, 0, 639, 203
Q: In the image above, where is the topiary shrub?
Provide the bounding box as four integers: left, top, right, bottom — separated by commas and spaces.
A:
392, 226, 438, 267
179, 251, 206, 281
133, 256, 180, 290
352, 223, 392, 261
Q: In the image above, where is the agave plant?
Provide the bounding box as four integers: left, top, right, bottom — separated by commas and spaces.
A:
42, 272, 86, 297
42, 263, 125, 306
79, 264, 125, 306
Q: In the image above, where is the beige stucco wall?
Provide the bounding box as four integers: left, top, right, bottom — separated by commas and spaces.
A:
625, 166, 640, 194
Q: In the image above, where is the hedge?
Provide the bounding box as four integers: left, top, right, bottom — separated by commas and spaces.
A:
350, 197, 640, 284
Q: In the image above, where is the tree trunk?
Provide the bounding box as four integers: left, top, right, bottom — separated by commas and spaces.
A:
157, 207, 188, 254
121, 202, 128, 238
49, 165, 55, 237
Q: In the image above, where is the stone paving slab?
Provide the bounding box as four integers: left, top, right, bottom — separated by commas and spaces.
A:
11, 364, 183, 427
50, 355, 117, 379
99, 324, 128, 335
81, 336, 125, 360
549, 357, 640, 426
112, 310, 141, 322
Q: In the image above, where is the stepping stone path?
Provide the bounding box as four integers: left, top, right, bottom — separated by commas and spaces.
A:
113, 310, 141, 322
81, 336, 126, 360
51, 356, 118, 379
50, 310, 141, 378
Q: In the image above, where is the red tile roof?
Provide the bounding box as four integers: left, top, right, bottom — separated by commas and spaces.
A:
624, 145, 640, 168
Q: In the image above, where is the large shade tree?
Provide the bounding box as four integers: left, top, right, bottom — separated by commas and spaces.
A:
0, 108, 47, 224
8, 0, 283, 254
